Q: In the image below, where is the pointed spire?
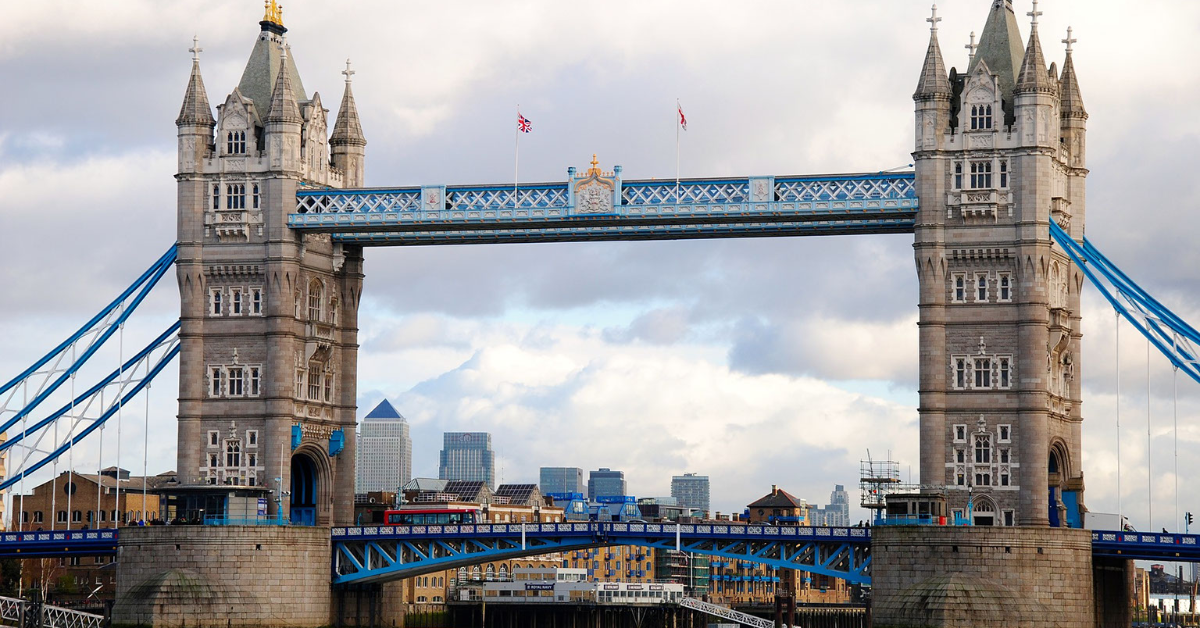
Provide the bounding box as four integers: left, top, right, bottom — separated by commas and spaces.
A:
914, 5, 951, 99
177, 36, 215, 127
972, 0, 1025, 102
1015, 1, 1056, 94
1059, 27, 1087, 118
331, 59, 366, 146
266, 39, 301, 123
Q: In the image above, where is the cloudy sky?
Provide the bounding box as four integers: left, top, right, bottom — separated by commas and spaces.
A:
1, 1, 1198, 526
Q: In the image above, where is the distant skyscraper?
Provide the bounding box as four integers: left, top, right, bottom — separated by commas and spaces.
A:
540, 467, 584, 495
439, 432, 495, 489
670, 473, 710, 515
355, 400, 413, 493
588, 468, 626, 499
811, 484, 851, 527
827, 484, 850, 526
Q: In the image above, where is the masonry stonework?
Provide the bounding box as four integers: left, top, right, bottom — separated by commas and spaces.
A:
112, 526, 331, 628
914, 0, 1088, 527
872, 527, 1095, 628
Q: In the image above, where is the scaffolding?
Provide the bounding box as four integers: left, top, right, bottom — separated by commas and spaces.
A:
859, 457, 901, 512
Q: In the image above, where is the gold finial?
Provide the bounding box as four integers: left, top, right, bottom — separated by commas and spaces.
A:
586, 153, 602, 176
263, 0, 284, 27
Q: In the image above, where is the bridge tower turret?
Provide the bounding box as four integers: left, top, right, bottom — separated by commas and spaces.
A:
913, 0, 1087, 527
172, 5, 364, 526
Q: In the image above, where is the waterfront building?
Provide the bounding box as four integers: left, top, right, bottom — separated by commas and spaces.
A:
745, 485, 849, 602
466, 568, 684, 605
539, 467, 584, 495
438, 432, 495, 488
670, 473, 710, 516
587, 468, 626, 500
354, 400, 412, 493
565, 545, 657, 584
654, 550, 711, 595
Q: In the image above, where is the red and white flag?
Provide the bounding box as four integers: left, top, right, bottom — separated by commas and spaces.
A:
677, 103, 687, 131
517, 113, 532, 133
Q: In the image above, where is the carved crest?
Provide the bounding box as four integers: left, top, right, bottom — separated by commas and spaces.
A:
573, 154, 616, 215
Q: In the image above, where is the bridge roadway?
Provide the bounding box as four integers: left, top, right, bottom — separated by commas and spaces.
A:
4, 525, 1195, 585
288, 172, 919, 245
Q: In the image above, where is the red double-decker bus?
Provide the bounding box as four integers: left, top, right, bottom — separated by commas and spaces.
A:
383, 508, 481, 525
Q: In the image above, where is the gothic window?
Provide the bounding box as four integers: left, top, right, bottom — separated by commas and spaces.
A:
976, 273, 989, 302
952, 274, 966, 303
228, 367, 244, 396
307, 363, 322, 400
956, 449, 965, 463
295, 368, 306, 399
226, 184, 246, 210
974, 435, 992, 464
209, 367, 223, 397
975, 472, 991, 486
251, 288, 263, 315
212, 184, 220, 210
249, 453, 257, 467
209, 430, 219, 447
974, 358, 991, 388
998, 274, 1012, 302
226, 440, 241, 467
323, 368, 333, 402
956, 473, 965, 486
970, 161, 993, 188
1003, 510, 1014, 526
1000, 473, 1010, 486
308, 279, 323, 321
955, 358, 966, 389
247, 430, 258, 447
209, 289, 223, 316
209, 453, 218, 468
999, 160, 1008, 188
231, 288, 243, 315
249, 367, 260, 396
1000, 449, 1010, 463
253, 183, 260, 209
227, 131, 246, 155
999, 425, 1011, 442
954, 162, 963, 189
954, 425, 967, 442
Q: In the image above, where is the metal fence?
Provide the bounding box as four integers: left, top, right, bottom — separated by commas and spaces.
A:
0, 596, 104, 628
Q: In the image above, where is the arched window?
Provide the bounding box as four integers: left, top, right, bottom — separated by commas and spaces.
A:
975, 435, 992, 465
308, 279, 323, 321
471, 566, 481, 581
212, 184, 220, 210
977, 275, 988, 302
458, 567, 467, 583
955, 275, 965, 302
485, 564, 495, 581
226, 184, 246, 210
253, 184, 260, 209
954, 162, 963, 189
970, 105, 978, 130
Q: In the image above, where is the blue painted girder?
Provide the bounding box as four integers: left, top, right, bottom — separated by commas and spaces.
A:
331, 522, 873, 586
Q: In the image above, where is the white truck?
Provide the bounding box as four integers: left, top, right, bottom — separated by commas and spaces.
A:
1084, 511, 1132, 531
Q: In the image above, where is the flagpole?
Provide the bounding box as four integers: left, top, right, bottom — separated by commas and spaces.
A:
675, 99, 681, 205
514, 104, 520, 209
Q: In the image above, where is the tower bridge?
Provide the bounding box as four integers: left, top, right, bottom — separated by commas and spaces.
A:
3, 1, 1199, 626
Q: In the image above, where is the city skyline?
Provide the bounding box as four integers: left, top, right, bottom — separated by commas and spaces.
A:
1, 1, 1198, 526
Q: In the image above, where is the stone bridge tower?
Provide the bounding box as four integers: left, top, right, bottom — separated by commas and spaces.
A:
174, 2, 365, 525
913, 0, 1088, 527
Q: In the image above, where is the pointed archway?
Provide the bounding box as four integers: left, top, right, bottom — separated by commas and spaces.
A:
290, 444, 334, 525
